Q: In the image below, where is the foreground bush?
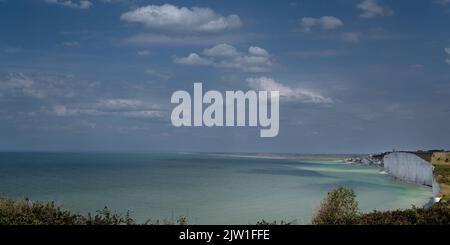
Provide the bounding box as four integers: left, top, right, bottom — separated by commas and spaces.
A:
0, 197, 135, 225
312, 187, 450, 225
359, 203, 450, 225
311, 187, 359, 225
0, 197, 193, 225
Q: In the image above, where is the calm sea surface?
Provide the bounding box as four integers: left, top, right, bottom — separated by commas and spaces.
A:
0, 152, 432, 224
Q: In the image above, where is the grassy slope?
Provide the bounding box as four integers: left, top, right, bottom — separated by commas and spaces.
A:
431, 152, 450, 201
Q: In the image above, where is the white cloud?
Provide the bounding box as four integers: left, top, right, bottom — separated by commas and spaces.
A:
203, 43, 239, 57
356, 0, 394, 18
0, 72, 44, 98
300, 16, 343, 32
49, 99, 163, 118
45, 0, 92, 9
0, 72, 79, 99
123, 33, 261, 46
94, 99, 144, 110
246, 77, 332, 104
174, 53, 213, 66
120, 4, 242, 33
175, 44, 273, 72
341, 32, 362, 43
248, 46, 269, 57
137, 50, 151, 56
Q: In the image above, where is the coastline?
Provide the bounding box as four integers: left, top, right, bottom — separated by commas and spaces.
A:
0, 151, 434, 224
343, 151, 444, 208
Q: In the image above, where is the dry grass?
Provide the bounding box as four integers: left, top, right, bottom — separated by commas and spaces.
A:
432, 152, 450, 200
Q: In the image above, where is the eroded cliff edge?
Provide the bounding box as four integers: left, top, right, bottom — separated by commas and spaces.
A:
384, 152, 441, 199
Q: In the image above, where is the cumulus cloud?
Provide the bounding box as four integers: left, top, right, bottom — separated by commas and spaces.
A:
248, 46, 269, 57
300, 16, 343, 32
203, 43, 239, 57
174, 53, 213, 66
45, 0, 92, 9
246, 77, 332, 104
120, 4, 242, 33
175, 43, 273, 72
356, 0, 394, 18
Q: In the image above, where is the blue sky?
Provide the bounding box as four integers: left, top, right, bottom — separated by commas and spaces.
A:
1, 0, 450, 153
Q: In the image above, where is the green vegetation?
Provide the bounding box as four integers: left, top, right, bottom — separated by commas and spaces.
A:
311, 187, 359, 225
312, 187, 450, 225
255, 220, 291, 225
0, 197, 187, 225
0, 197, 135, 225
358, 203, 450, 225
434, 164, 450, 185
432, 152, 450, 200
2, 187, 450, 225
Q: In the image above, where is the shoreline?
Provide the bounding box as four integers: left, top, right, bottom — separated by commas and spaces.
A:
344, 151, 443, 208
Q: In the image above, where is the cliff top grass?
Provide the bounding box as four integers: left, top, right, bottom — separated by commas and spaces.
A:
432, 152, 450, 165
431, 152, 450, 201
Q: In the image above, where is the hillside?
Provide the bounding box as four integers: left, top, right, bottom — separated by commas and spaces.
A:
431, 152, 450, 201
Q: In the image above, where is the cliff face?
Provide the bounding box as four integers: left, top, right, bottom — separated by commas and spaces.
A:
383, 152, 434, 187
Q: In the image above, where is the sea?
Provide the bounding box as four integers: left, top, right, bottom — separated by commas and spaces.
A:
0, 152, 432, 224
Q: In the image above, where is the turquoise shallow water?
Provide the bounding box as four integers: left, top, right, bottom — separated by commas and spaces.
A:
0, 152, 432, 224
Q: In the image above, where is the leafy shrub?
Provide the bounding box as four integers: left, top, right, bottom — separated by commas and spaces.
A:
359, 203, 450, 225
311, 187, 450, 225
311, 187, 359, 225
0, 197, 193, 225
0, 197, 82, 225
256, 220, 291, 225
0, 197, 135, 225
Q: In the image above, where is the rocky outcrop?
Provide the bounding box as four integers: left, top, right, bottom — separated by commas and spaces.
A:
344, 153, 386, 166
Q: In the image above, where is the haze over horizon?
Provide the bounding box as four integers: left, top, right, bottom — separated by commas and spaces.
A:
1, 0, 450, 154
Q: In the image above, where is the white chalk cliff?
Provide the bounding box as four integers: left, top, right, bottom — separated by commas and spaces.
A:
383, 152, 440, 197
